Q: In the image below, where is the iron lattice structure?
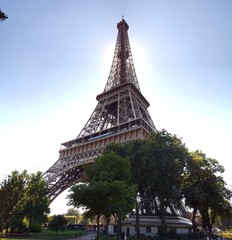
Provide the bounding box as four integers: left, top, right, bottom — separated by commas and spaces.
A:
44, 19, 156, 201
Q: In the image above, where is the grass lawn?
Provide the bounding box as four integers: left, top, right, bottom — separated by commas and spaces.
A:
32, 229, 83, 239
1, 229, 83, 240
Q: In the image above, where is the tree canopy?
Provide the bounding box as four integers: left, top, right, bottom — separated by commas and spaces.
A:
68, 129, 232, 237
68, 151, 136, 239
47, 215, 68, 233
183, 150, 232, 234
22, 172, 50, 232
125, 130, 189, 234
0, 170, 50, 234
0, 8, 7, 22
0, 170, 28, 234
99, 130, 232, 235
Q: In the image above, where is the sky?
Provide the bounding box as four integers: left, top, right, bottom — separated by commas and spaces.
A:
1, 0, 232, 215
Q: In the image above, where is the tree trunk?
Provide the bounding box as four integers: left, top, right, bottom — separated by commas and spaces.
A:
28, 215, 32, 233
192, 206, 197, 232
159, 200, 167, 238
135, 200, 140, 237
206, 210, 213, 240
96, 215, 100, 240
118, 215, 122, 237
5, 223, 8, 234
105, 216, 109, 240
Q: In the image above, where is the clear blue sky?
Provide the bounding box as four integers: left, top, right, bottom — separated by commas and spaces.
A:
1, 0, 232, 214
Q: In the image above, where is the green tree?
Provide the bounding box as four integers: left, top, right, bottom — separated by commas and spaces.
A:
48, 215, 68, 233
128, 130, 188, 233
23, 172, 50, 232
124, 139, 147, 236
68, 151, 136, 240
0, 8, 7, 22
183, 151, 232, 234
104, 131, 189, 236
0, 170, 28, 234
0, 171, 50, 234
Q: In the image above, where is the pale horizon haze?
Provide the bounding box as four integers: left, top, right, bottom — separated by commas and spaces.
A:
1, 1, 232, 215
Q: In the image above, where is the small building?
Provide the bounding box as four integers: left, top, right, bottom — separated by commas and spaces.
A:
67, 223, 98, 232
108, 215, 192, 237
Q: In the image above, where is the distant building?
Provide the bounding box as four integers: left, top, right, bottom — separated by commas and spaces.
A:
108, 215, 192, 237
64, 215, 78, 224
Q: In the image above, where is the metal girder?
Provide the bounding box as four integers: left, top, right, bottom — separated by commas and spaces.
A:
44, 19, 156, 202
78, 83, 156, 137
104, 19, 140, 92
44, 121, 153, 201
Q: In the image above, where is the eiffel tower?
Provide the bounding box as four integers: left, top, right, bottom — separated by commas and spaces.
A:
44, 18, 156, 201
